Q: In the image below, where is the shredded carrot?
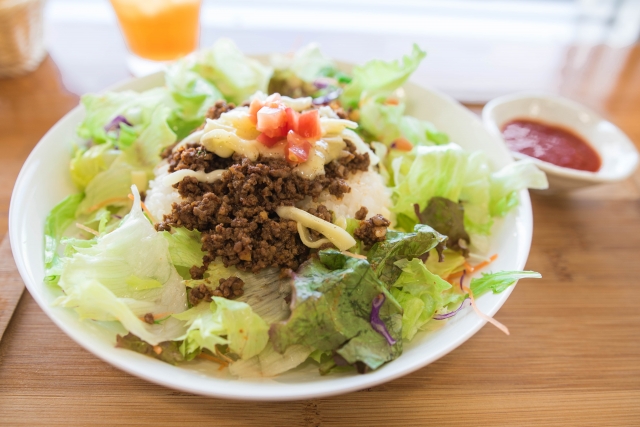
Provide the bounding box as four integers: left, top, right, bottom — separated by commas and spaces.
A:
463, 261, 474, 273
463, 285, 509, 335
445, 270, 465, 282
152, 345, 163, 355
384, 98, 400, 106
471, 254, 498, 273
391, 137, 413, 152
76, 223, 100, 236
128, 193, 157, 223
86, 197, 131, 213
197, 352, 228, 366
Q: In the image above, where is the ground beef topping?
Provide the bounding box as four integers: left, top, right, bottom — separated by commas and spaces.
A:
158, 136, 372, 274
354, 214, 391, 248
158, 155, 366, 273
206, 100, 236, 121
167, 144, 236, 173
143, 313, 155, 325
212, 276, 245, 299
188, 283, 214, 306
324, 140, 370, 179
354, 206, 368, 220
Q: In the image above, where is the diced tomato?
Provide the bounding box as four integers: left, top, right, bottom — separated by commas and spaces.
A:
248, 98, 263, 124
286, 131, 312, 163
262, 124, 288, 139
297, 109, 322, 139
257, 132, 283, 148
285, 107, 299, 133
257, 104, 287, 135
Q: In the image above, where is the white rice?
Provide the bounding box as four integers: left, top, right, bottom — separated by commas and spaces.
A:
299, 170, 394, 223
145, 161, 181, 223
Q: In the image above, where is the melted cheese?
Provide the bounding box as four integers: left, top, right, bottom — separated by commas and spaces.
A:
276, 206, 356, 251
171, 98, 363, 181
163, 169, 226, 186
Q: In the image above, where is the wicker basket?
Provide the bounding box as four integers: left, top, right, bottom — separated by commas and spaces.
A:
0, 0, 46, 78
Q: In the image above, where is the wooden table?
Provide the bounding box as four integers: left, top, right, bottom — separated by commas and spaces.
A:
2, 40, 640, 425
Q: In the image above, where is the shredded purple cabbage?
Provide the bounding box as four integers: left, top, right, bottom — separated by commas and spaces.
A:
460, 270, 466, 291
312, 89, 342, 105
104, 115, 132, 133
313, 80, 329, 89
332, 353, 350, 366
370, 293, 396, 345
433, 297, 471, 320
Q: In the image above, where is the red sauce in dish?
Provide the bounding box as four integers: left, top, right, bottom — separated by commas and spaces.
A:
501, 119, 601, 172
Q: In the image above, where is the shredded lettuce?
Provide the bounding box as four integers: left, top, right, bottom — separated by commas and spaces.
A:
390, 258, 461, 340
391, 143, 548, 239
393, 262, 540, 339
70, 143, 120, 191
194, 38, 272, 105
341, 44, 426, 109
56, 186, 188, 345
162, 227, 206, 270
470, 270, 542, 297
165, 60, 224, 140
359, 101, 448, 147
228, 343, 312, 378
43, 193, 84, 283
173, 297, 269, 361
75, 158, 133, 216
489, 161, 549, 217
77, 88, 168, 145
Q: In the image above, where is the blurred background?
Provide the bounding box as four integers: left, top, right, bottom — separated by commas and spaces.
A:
25, 0, 640, 104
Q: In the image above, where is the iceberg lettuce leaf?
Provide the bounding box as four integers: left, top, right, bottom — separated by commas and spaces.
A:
391, 258, 454, 339
59, 186, 188, 329
162, 227, 206, 269
44, 193, 84, 284
77, 88, 168, 145
195, 38, 272, 104
70, 143, 120, 191
489, 160, 549, 217
173, 297, 269, 360
341, 44, 426, 109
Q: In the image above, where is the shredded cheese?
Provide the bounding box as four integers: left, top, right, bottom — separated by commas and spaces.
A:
276, 206, 356, 251
296, 222, 331, 248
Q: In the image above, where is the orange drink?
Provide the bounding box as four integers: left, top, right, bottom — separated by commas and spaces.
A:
110, 0, 202, 61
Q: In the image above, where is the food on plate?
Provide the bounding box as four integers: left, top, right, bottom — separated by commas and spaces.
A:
44, 39, 547, 377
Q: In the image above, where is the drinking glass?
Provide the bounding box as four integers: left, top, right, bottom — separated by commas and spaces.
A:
110, 0, 202, 76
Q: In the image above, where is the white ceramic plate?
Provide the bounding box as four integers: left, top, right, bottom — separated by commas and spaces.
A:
9, 69, 533, 401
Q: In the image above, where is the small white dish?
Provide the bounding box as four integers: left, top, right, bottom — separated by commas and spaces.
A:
482, 93, 639, 192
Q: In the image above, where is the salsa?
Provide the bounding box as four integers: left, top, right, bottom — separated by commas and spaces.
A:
501, 119, 601, 172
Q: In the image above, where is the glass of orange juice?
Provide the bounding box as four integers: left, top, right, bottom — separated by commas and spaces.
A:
110, 0, 202, 75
